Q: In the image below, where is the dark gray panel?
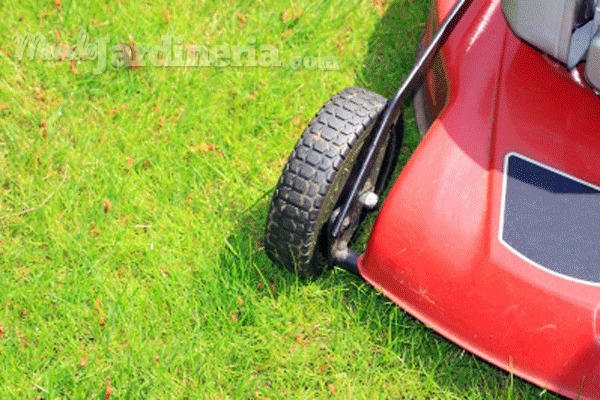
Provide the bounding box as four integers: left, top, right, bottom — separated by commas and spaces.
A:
502, 154, 600, 284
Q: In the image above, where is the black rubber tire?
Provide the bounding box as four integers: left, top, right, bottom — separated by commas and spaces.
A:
264, 87, 401, 277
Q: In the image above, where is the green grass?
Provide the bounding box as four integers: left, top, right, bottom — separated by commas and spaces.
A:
0, 0, 558, 398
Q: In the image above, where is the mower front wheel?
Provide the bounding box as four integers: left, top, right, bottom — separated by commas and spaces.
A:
264, 87, 402, 277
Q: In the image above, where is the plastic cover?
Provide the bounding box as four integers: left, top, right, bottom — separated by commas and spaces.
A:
501, 0, 593, 65
586, 33, 600, 91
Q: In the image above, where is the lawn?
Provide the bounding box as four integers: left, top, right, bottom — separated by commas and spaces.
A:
0, 0, 557, 398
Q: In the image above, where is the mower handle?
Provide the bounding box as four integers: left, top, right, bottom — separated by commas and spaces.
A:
330, 0, 474, 239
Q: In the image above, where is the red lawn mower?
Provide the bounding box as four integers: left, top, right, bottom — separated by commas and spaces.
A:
264, 0, 600, 398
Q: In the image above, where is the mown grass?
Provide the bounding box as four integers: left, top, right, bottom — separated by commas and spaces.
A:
0, 0, 558, 398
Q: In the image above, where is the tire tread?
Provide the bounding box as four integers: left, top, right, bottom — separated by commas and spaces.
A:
264, 87, 387, 277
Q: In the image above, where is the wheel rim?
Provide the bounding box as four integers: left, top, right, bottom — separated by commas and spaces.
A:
327, 118, 403, 262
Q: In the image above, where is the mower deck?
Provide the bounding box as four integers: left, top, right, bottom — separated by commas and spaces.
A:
360, 1, 600, 398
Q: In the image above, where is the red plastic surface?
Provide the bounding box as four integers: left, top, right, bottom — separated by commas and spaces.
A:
360, 0, 600, 398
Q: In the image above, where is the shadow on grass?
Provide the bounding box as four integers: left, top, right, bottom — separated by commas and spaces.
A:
217, 0, 557, 398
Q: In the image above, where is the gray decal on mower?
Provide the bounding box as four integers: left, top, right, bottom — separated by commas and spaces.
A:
500, 153, 600, 285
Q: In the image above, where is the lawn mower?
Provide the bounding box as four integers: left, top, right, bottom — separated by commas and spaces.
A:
264, 0, 600, 398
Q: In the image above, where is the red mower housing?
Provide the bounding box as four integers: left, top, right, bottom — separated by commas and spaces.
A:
360, 0, 600, 398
